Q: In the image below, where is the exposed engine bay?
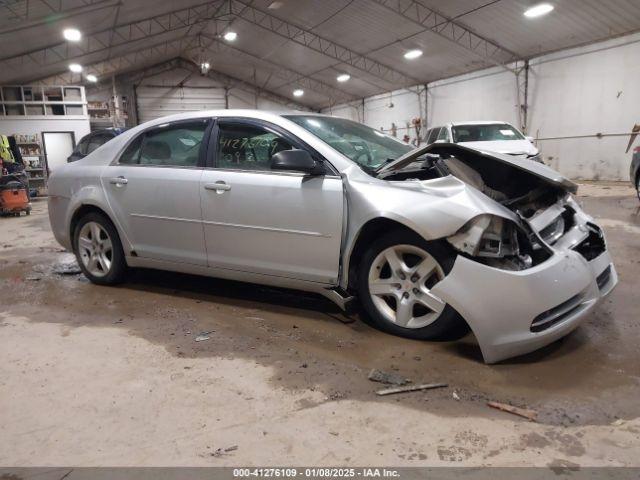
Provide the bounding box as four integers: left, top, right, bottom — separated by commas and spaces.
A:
377, 144, 603, 271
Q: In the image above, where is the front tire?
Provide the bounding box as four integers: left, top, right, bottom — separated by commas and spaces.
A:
357, 230, 468, 340
73, 212, 127, 285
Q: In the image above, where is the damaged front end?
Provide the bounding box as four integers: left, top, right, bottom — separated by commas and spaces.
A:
376, 143, 617, 363
378, 143, 591, 271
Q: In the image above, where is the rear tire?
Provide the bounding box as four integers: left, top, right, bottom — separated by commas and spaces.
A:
357, 230, 468, 340
73, 212, 127, 285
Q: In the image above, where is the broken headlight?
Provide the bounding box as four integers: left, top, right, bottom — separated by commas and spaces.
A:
447, 215, 553, 270
447, 215, 520, 258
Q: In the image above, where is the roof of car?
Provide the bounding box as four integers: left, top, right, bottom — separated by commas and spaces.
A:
448, 121, 512, 126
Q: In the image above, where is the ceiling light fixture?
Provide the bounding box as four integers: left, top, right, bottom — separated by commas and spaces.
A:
336, 73, 351, 82
223, 31, 237, 41
69, 63, 83, 73
63, 28, 82, 41
524, 3, 554, 17
268, 1, 284, 9
293, 89, 304, 97
403, 49, 423, 60
86, 74, 97, 82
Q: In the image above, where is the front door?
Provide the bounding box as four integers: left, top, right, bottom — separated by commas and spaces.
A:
102, 119, 210, 265
200, 119, 344, 284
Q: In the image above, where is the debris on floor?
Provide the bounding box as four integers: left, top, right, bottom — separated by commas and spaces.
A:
376, 383, 448, 396
209, 445, 238, 457
195, 331, 214, 342
52, 254, 81, 275
452, 391, 460, 401
368, 368, 410, 386
487, 401, 538, 422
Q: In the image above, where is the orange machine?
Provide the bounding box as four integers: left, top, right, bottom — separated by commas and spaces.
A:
0, 175, 31, 216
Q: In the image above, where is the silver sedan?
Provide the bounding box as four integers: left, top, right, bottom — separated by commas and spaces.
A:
47, 110, 617, 363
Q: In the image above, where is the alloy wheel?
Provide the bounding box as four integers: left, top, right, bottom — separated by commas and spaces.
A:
367, 244, 446, 329
78, 221, 113, 278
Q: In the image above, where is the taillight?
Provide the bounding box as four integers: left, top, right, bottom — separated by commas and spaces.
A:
634, 146, 640, 153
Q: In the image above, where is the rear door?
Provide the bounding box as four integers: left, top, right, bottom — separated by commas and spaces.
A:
199, 118, 344, 283
102, 118, 211, 265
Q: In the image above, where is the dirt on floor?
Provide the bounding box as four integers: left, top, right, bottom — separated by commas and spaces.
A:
0, 182, 639, 467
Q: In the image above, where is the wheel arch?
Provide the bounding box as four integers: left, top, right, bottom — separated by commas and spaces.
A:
69, 203, 117, 248
344, 217, 424, 293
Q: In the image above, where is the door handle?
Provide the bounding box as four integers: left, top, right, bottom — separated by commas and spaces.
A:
109, 176, 128, 186
204, 182, 231, 192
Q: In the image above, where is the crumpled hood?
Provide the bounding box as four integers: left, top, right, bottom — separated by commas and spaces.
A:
377, 142, 577, 194
456, 139, 538, 156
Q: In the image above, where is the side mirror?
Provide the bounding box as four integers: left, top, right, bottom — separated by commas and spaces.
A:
525, 136, 535, 143
270, 149, 323, 175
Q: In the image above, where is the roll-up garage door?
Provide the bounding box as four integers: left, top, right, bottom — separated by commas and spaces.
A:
135, 86, 226, 123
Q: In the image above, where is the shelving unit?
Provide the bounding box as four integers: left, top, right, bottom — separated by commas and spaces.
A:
0, 85, 87, 117
87, 96, 128, 130
14, 133, 47, 196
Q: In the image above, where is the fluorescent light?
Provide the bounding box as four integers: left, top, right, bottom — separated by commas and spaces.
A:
404, 49, 423, 60
223, 31, 237, 41
69, 63, 83, 73
63, 28, 81, 42
268, 1, 284, 9
336, 73, 351, 82
524, 3, 554, 17
86, 74, 97, 82
293, 89, 304, 97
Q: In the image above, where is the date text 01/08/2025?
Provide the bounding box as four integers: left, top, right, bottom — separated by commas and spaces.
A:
232, 468, 400, 478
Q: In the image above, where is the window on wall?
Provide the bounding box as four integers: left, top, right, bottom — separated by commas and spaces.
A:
216, 122, 295, 171
118, 120, 208, 167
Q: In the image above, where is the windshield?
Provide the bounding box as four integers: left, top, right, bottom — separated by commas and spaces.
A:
284, 115, 412, 171
452, 123, 524, 143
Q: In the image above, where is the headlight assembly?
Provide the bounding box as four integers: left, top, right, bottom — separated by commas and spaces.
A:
448, 215, 555, 270
447, 214, 519, 258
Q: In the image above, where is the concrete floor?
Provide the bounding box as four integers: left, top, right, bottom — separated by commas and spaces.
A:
0, 183, 639, 467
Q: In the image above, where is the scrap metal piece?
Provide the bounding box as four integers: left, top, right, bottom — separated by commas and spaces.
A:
376, 383, 448, 396
487, 401, 538, 421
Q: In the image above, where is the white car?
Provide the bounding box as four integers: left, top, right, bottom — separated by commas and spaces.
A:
425, 121, 542, 162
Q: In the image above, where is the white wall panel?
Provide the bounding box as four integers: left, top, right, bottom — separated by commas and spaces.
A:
427, 66, 519, 128
136, 86, 227, 123
528, 33, 640, 180
324, 32, 640, 180
0, 117, 90, 149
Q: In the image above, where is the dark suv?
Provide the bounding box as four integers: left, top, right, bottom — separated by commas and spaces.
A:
67, 128, 126, 162
631, 145, 640, 200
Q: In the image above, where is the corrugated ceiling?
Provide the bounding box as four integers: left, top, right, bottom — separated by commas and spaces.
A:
0, 0, 639, 109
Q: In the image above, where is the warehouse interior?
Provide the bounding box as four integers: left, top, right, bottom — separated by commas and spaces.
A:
1, 0, 640, 474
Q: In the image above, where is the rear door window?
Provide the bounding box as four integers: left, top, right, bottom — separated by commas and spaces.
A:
118, 120, 209, 167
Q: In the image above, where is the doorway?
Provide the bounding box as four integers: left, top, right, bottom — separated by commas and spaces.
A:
42, 131, 75, 173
